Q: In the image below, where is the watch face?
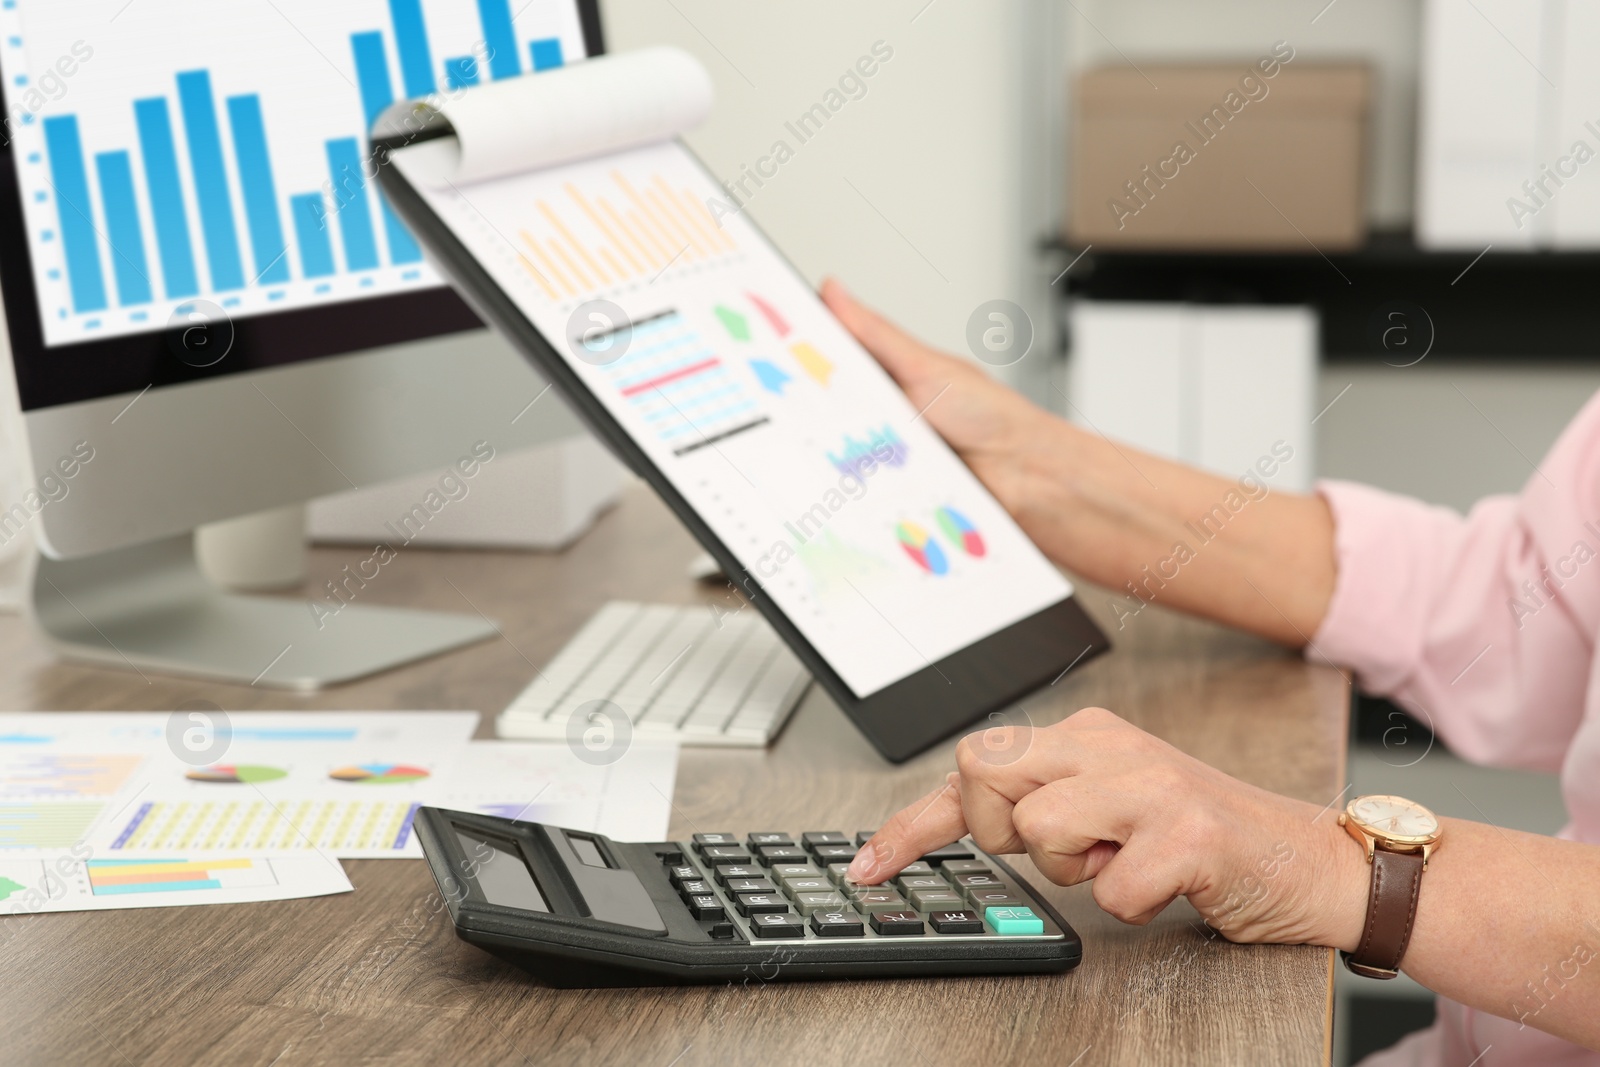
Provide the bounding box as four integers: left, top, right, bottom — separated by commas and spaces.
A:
1349, 795, 1439, 839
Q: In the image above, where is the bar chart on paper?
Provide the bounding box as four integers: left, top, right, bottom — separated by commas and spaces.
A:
2, 0, 589, 346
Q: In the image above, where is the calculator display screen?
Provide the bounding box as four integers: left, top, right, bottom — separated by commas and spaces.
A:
456, 828, 548, 912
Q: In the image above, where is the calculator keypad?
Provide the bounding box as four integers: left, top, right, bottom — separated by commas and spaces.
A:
668, 831, 1058, 943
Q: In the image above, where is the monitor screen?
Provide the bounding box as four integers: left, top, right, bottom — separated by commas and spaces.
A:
0, 0, 602, 409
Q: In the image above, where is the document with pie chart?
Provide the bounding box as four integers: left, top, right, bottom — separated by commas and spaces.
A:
391, 98, 1074, 698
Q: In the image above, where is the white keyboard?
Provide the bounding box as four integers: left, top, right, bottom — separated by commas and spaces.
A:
497, 601, 812, 747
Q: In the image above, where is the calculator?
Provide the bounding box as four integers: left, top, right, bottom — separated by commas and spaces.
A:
413, 807, 1082, 987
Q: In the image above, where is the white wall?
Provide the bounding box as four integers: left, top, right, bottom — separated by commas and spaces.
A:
602, 0, 1052, 381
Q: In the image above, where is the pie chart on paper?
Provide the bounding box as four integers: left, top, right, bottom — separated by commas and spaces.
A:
328, 763, 431, 785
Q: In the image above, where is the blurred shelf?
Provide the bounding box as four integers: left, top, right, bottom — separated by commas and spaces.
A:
1042, 230, 1600, 361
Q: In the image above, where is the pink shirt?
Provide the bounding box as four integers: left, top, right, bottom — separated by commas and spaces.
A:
1310, 390, 1600, 1066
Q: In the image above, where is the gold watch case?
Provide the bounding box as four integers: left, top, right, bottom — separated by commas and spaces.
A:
1338, 793, 1443, 868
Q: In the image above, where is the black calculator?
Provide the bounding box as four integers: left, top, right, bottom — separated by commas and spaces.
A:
413, 807, 1082, 987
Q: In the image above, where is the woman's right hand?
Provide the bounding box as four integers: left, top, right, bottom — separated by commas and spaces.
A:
820, 278, 1074, 534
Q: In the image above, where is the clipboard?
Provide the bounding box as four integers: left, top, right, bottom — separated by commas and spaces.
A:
370, 48, 1108, 762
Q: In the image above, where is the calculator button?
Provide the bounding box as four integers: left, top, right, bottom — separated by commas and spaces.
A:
779, 876, 834, 895
939, 860, 992, 876
985, 906, 1045, 935
810, 910, 866, 937
686, 896, 726, 921
656, 849, 686, 866
770, 864, 821, 880
811, 844, 857, 865
966, 888, 1025, 909
928, 910, 986, 934
825, 863, 858, 887
677, 880, 714, 898
756, 845, 810, 866
724, 878, 777, 894
692, 833, 739, 850
714, 865, 762, 884
894, 862, 938, 878
855, 830, 878, 847
895, 875, 946, 892
667, 865, 701, 886
802, 831, 850, 848
746, 832, 795, 849
702, 847, 752, 865
708, 921, 737, 939
919, 842, 977, 864
952, 873, 1007, 890
735, 893, 790, 915
908, 889, 966, 911
749, 912, 806, 938
852, 890, 909, 914
792, 891, 849, 916
869, 910, 925, 936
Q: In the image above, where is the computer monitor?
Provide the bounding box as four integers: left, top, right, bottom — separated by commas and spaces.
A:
0, 0, 605, 687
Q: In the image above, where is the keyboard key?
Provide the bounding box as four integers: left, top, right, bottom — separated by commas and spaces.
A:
746, 832, 795, 849
708, 921, 736, 939
825, 863, 859, 887
770, 864, 821, 880
928, 909, 985, 934
692, 833, 739, 850
952, 873, 1008, 890
853, 890, 909, 914
792, 891, 849, 916
985, 906, 1045, 935
966, 888, 1025, 909
677, 879, 714, 898
724, 878, 776, 894
895, 862, 939, 878
870, 910, 925, 935
655, 849, 686, 866
908, 889, 966, 910
940, 860, 992, 876
920, 842, 977, 864
779, 876, 834, 895
749, 912, 806, 939
686, 895, 726, 921
714, 865, 762, 884
855, 830, 878, 847
810, 909, 866, 937
667, 865, 701, 886
811, 844, 858, 865
756, 845, 810, 866
802, 831, 850, 849
736, 893, 790, 916
895, 875, 947, 893
701, 847, 752, 865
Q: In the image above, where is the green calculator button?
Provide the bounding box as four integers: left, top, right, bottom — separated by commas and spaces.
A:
984, 906, 1045, 935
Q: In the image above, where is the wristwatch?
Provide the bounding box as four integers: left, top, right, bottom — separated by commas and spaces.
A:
1337, 794, 1442, 979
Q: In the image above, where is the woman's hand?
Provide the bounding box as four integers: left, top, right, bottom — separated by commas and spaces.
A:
847, 708, 1367, 948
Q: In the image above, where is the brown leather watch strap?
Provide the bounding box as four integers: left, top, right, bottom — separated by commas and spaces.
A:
1342, 849, 1424, 979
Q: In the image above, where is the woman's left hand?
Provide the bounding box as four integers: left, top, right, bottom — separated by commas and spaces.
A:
847, 707, 1366, 948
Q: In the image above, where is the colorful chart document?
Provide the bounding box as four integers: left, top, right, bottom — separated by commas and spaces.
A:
0, 852, 351, 914
0, 712, 677, 865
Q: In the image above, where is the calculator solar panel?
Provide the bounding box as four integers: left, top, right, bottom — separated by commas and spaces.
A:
414, 808, 1081, 987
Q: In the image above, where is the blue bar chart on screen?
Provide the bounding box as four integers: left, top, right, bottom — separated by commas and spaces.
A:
0, 0, 586, 347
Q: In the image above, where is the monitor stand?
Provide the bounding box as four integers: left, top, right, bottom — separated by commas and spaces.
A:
25, 533, 497, 689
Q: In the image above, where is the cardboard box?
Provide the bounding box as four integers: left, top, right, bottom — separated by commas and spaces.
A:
1068, 63, 1370, 250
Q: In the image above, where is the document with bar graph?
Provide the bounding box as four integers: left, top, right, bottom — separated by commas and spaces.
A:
386, 72, 1075, 702
1, 0, 589, 346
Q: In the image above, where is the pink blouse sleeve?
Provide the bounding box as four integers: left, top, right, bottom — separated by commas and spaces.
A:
1307, 392, 1600, 773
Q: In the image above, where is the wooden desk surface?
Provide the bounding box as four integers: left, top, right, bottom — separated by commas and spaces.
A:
0, 486, 1348, 1067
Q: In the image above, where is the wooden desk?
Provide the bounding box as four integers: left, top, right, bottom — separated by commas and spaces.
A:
0, 486, 1348, 1066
